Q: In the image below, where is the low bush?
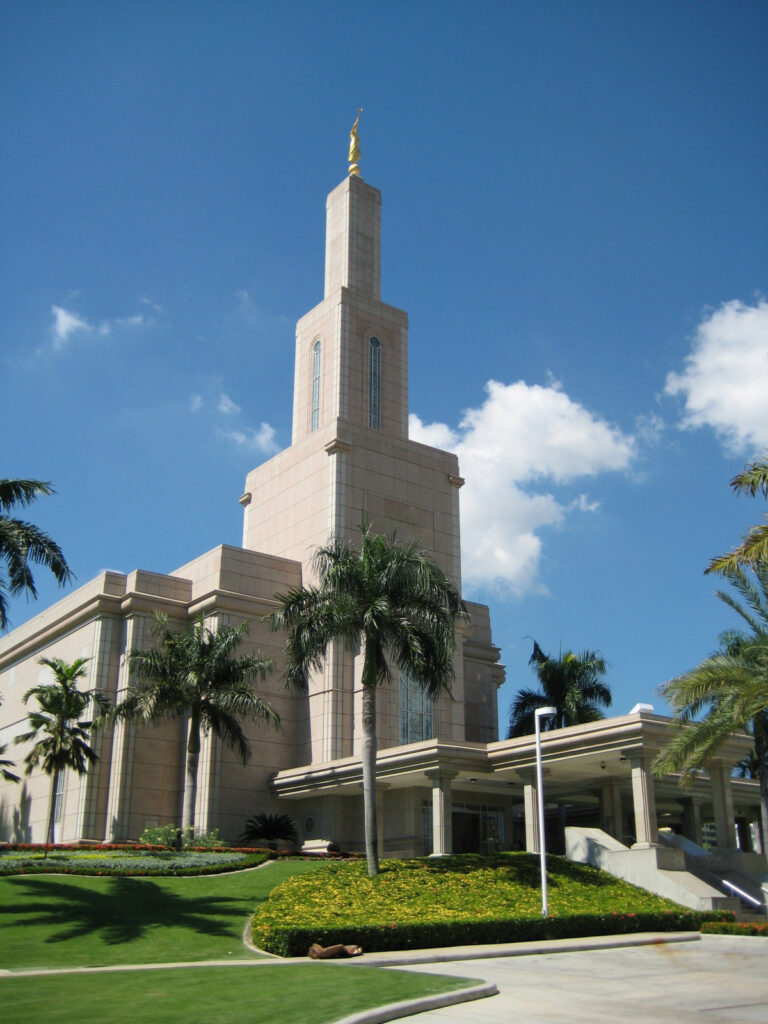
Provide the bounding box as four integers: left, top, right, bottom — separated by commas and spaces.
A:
138, 825, 229, 848
701, 920, 768, 937
251, 853, 735, 957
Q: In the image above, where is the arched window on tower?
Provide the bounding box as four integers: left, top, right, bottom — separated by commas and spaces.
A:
369, 336, 381, 428
400, 669, 433, 744
311, 339, 321, 431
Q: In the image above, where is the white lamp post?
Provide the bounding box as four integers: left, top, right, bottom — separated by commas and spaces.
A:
535, 705, 557, 916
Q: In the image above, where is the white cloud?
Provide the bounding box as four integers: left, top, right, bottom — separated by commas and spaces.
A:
218, 393, 241, 415
50, 304, 146, 350
51, 306, 91, 348
189, 394, 204, 413
410, 379, 635, 594
219, 422, 278, 455
408, 415, 459, 451
665, 298, 768, 453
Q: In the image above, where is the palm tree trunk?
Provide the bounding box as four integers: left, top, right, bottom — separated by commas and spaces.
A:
361, 682, 379, 877
182, 713, 201, 833
46, 768, 59, 851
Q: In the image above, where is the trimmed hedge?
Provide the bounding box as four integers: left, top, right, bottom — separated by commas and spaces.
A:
701, 920, 768, 937
255, 908, 733, 958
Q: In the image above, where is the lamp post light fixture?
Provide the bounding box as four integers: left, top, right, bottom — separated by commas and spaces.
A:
535, 705, 557, 916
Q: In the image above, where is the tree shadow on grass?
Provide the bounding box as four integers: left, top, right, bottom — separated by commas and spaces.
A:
0, 875, 244, 945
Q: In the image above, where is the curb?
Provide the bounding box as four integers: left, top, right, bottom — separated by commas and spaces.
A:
345, 930, 701, 967
331, 982, 498, 1024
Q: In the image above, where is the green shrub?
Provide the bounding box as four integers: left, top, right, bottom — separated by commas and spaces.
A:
240, 812, 299, 847
256, 908, 731, 958
251, 853, 735, 956
701, 920, 768, 936
138, 825, 229, 849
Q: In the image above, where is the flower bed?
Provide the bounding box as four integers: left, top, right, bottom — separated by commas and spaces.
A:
701, 920, 768, 936
0, 843, 270, 876
251, 853, 734, 957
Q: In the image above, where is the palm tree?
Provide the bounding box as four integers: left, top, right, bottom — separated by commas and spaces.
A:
113, 613, 277, 833
0, 479, 73, 630
18, 657, 106, 845
272, 524, 463, 876
507, 640, 612, 738
654, 566, 768, 845
707, 451, 768, 575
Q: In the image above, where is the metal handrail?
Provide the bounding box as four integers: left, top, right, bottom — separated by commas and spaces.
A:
720, 878, 767, 913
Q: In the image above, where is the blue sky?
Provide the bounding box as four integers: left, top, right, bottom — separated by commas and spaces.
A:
2, 1, 767, 732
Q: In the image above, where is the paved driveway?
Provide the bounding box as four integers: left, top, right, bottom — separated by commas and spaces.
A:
396, 935, 768, 1024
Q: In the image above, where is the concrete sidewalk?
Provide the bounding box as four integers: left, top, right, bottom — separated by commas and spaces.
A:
394, 934, 768, 1024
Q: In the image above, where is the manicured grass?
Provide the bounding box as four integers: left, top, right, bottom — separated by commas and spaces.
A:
0, 860, 325, 969
0, 965, 478, 1024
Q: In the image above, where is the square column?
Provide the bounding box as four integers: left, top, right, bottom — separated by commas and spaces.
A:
708, 760, 737, 849
680, 796, 702, 846
427, 769, 457, 856
750, 807, 764, 854
601, 780, 624, 841
629, 752, 658, 847
522, 771, 540, 853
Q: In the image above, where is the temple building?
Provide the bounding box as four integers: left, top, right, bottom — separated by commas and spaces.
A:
0, 163, 764, 912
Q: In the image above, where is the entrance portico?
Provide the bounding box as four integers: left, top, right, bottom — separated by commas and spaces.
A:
272, 709, 762, 861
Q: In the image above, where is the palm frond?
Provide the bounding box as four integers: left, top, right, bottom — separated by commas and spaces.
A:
0, 479, 56, 511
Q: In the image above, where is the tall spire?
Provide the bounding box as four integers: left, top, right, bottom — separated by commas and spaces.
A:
348, 108, 362, 177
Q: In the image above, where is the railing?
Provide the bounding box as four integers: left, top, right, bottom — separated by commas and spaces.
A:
720, 878, 767, 914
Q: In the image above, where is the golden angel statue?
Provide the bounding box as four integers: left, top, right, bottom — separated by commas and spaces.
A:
348, 108, 362, 176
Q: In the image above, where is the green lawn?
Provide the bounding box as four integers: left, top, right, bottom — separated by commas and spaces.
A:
0, 965, 477, 1024
0, 860, 324, 969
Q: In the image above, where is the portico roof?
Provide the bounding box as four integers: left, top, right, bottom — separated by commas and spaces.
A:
271, 710, 758, 807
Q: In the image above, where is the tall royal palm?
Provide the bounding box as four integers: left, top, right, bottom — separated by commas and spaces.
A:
18, 657, 106, 845
507, 641, 611, 738
654, 565, 768, 845
272, 524, 463, 876
0, 479, 72, 630
114, 613, 277, 833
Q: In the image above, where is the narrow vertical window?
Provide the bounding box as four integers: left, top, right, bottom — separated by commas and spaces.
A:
369, 336, 381, 428
400, 670, 433, 744
53, 771, 65, 824
311, 339, 321, 431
